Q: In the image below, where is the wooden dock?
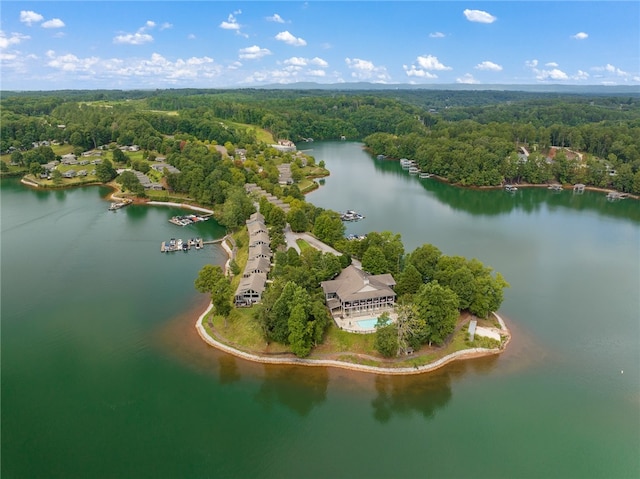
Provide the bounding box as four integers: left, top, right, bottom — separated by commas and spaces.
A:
160, 237, 226, 252
160, 238, 204, 252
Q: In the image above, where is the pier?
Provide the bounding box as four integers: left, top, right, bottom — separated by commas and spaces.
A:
160, 237, 225, 252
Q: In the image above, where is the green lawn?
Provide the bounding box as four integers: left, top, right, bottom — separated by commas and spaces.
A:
295, 238, 312, 252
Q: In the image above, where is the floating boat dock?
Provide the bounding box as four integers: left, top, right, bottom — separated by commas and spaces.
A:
168, 214, 210, 226
160, 237, 226, 252
109, 199, 132, 210
161, 237, 203, 252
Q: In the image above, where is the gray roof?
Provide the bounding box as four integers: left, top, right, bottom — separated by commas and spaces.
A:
321, 265, 396, 303
249, 243, 272, 258
244, 257, 271, 274
235, 272, 267, 296
247, 212, 265, 224
249, 231, 270, 246
247, 221, 268, 237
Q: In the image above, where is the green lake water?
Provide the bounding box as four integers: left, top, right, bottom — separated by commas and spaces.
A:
2, 141, 639, 478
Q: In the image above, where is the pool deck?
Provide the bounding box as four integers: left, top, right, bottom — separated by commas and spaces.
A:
333, 310, 398, 334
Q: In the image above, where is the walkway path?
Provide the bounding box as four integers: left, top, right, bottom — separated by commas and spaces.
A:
195, 306, 510, 376
284, 224, 362, 268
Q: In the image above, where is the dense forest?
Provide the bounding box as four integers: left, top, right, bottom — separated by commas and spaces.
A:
11, 87, 637, 357
2, 88, 639, 192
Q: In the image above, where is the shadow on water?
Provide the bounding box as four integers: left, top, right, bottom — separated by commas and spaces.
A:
370, 155, 640, 222
125, 204, 149, 220
370, 371, 453, 423
254, 365, 329, 417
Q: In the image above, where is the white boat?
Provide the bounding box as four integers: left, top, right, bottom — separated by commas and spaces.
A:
341, 210, 365, 221
408, 167, 420, 175
419, 173, 432, 179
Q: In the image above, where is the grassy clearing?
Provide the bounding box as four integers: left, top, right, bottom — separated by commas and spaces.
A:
207, 306, 290, 353
298, 178, 319, 194
296, 238, 312, 252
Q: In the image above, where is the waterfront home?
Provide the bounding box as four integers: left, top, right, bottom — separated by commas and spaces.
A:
247, 221, 268, 237
243, 257, 271, 277
247, 212, 265, 225
62, 169, 76, 178
234, 273, 268, 306
249, 231, 270, 247
150, 163, 181, 175
320, 265, 396, 319
61, 153, 78, 165
249, 243, 272, 260
271, 139, 296, 153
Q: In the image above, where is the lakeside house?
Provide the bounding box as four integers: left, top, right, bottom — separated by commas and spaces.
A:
244, 183, 291, 213
320, 265, 396, 319
234, 273, 268, 306
271, 140, 296, 153
235, 212, 272, 306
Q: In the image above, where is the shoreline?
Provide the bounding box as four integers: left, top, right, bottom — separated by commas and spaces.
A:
194, 303, 510, 376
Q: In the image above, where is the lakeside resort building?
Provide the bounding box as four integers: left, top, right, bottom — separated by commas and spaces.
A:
321, 265, 397, 326
234, 212, 272, 307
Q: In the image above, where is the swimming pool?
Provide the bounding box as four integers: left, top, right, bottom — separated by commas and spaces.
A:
356, 318, 379, 329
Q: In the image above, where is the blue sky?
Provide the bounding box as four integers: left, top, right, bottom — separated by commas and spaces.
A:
1, 1, 639, 90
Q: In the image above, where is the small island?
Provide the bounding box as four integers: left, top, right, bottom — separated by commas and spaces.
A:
193, 205, 511, 374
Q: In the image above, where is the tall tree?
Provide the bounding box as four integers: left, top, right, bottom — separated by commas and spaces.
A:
194, 264, 232, 318
414, 281, 460, 346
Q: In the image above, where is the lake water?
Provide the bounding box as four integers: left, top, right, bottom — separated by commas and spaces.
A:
2, 141, 639, 478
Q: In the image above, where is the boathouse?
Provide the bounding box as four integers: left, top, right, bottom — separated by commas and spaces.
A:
320, 265, 396, 319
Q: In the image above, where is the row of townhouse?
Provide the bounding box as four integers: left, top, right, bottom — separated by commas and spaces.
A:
234, 212, 273, 307
244, 183, 291, 214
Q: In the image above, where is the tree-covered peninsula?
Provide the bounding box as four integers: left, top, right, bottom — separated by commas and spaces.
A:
2, 87, 637, 365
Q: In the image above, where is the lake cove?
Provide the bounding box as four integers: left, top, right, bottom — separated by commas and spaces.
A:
2, 139, 638, 478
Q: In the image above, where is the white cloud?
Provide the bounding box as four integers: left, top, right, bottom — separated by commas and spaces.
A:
284, 56, 328, 68
429, 32, 445, 38
267, 14, 285, 23
526, 59, 595, 82
20, 11, 44, 26
160, 22, 173, 31
308, 69, 326, 77
187, 34, 196, 40
456, 73, 479, 84
475, 61, 502, 71
345, 57, 390, 82
0, 31, 30, 49
275, 31, 307, 46
575, 70, 589, 80
536, 68, 569, 81
220, 13, 241, 30
463, 9, 496, 24
403, 65, 438, 79
572, 32, 588, 40
44, 50, 221, 83
239, 45, 272, 60
42, 19, 65, 29
310, 57, 328, 67
113, 32, 153, 45
113, 21, 161, 45
416, 54, 451, 71
593, 63, 628, 77
284, 57, 307, 66
46, 50, 99, 72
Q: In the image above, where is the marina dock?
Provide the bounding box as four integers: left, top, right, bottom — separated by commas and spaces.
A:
160, 237, 224, 252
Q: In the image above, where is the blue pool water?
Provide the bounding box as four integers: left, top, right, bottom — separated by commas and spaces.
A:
356, 318, 379, 329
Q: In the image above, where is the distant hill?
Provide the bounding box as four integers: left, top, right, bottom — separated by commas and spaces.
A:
253, 82, 640, 95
